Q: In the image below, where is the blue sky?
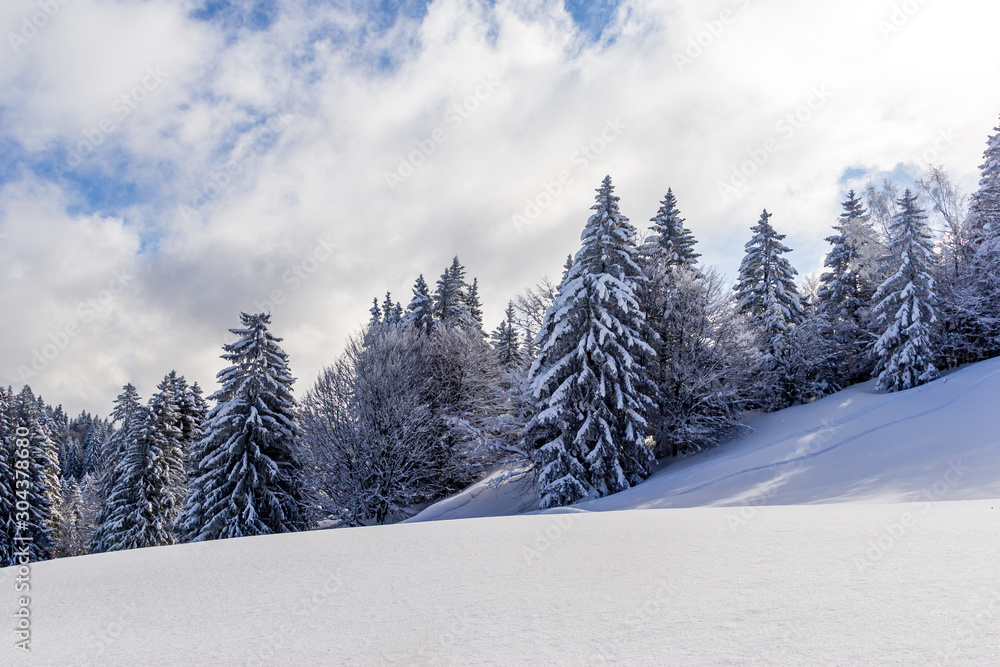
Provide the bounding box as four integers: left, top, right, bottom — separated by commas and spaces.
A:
1, 0, 998, 414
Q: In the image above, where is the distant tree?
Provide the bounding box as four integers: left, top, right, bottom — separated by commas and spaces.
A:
402, 274, 435, 333
491, 302, 524, 370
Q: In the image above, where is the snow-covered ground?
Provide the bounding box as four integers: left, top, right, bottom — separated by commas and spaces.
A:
413, 356, 1000, 521
4, 359, 1000, 665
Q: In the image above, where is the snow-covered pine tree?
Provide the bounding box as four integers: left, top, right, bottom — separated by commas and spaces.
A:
150, 372, 188, 516
94, 384, 142, 501
491, 302, 524, 370
403, 274, 435, 333
466, 278, 484, 336
0, 386, 16, 566
380, 292, 403, 326
176, 313, 308, 542
817, 190, 878, 383
818, 191, 868, 322
644, 188, 700, 269
967, 117, 1000, 358
434, 256, 472, 326
870, 190, 940, 392
524, 176, 656, 509
969, 115, 1000, 238
91, 404, 177, 551
10, 387, 56, 562
734, 209, 806, 409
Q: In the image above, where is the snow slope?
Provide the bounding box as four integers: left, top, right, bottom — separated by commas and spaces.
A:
3, 500, 999, 665
3, 359, 1000, 665
412, 356, 1000, 521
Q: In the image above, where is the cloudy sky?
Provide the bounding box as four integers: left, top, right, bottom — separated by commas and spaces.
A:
1, 0, 998, 416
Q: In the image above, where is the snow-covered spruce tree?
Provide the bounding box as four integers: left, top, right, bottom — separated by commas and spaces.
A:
380, 292, 403, 325
149, 372, 191, 513
434, 256, 472, 326
94, 383, 142, 501
969, 115, 1000, 238
491, 302, 524, 370
0, 387, 16, 566
52, 476, 88, 557
91, 404, 177, 552
817, 190, 878, 383
524, 176, 656, 509
965, 118, 1000, 359
176, 313, 308, 541
870, 191, 940, 392
734, 209, 806, 410
643, 188, 700, 270
9, 387, 57, 562
402, 274, 435, 333
466, 278, 485, 336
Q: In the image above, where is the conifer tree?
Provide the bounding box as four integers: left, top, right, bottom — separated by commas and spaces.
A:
734, 210, 806, 409
91, 404, 177, 551
10, 387, 57, 561
434, 256, 471, 325
0, 387, 16, 566
871, 190, 939, 392
466, 277, 484, 335
176, 313, 308, 541
491, 302, 524, 370
644, 188, 700, 269
818, 190, 877, 382
403, 274, 435, 333
967, 116, 1000, 357
524, 176, 656, 509
970, 115, 1000, 237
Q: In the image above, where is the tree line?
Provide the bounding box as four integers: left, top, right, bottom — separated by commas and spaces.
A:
2, 114, 999, 561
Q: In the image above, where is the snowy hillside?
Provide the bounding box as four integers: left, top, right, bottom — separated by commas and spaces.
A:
413, 356, 1000, 522
4, 359, 1000, 665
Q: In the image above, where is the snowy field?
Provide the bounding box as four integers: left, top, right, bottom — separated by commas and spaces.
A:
4, 359, 1000, 665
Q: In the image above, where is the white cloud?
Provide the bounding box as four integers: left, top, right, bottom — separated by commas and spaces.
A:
1, 0, 999, 414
